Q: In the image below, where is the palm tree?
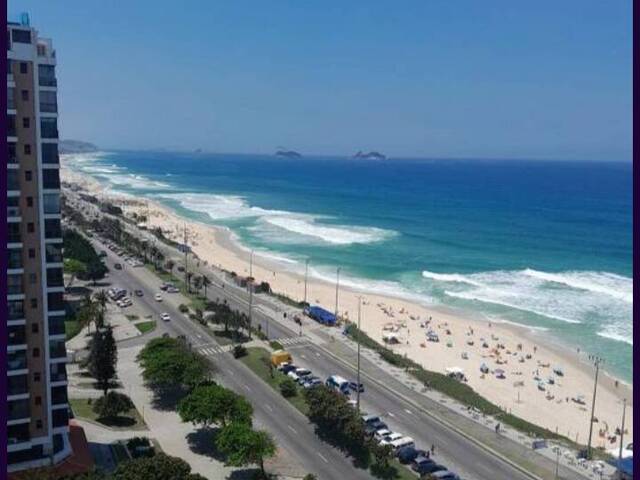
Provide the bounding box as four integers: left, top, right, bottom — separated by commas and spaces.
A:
94, 289, 108, 313
202, 275, 211, 299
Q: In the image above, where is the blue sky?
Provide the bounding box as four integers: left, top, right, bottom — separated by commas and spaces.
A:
10, 1, 632, 160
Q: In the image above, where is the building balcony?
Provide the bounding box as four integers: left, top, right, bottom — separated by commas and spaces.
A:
7, 423, 30, 445
7, 350, 28, 372
50, 363, 67, 383
8, 326, 26, 346
52, 408, 69, 428
50, 340, 67, 359
8, 375, 29, 397
8, 206, 21, 217
51, 385, 68, 405
8, 399, 30, 422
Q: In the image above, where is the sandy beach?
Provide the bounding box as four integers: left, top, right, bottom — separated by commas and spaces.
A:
61, 163, 633, 449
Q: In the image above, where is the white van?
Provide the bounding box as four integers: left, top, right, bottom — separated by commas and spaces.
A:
389, 436, 415, 452
326, 375, 350, 394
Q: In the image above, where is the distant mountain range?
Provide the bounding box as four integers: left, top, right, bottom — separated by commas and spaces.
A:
59, 140, 98, 154
353, 150, 386, 160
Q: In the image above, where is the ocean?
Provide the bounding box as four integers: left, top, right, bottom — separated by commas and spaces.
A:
66, 151, 633, 381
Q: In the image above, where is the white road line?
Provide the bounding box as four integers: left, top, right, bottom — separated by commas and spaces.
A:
243, 384, 251, 392
317, 452, 329, 463
404, 408, 414, 416
300, 354, 306, 359
265, 404, 273, 412
287, 425, 297, 434
387, 412, 395, 418
315, 352, 321, 357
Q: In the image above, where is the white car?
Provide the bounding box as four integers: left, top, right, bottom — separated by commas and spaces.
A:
287, 371, 300, 382
374, 428, 393, 443
379, 432, 404, 446
160, 313, 171, 322
154, 293, 163, 302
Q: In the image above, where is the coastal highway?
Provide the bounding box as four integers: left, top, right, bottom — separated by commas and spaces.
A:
88, 236, 575, 480
94, 245, 375, 480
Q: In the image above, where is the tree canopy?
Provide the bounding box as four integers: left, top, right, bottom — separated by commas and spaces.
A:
113, 453, 206, 480
93, 391, 134, 419
178, 383, 252, 428
88, 325, 118, 395
215, 423, 276, 475
63, 229, 108, 282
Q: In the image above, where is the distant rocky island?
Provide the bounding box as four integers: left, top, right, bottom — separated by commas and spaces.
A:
59, 140, 99, 154
275, 149, 302, 158
353, 150, 386, 160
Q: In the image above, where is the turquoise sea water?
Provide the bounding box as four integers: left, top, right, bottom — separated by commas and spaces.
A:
67, 151, 633, 381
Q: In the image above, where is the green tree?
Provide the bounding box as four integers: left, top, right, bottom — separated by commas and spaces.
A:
93, 391, 134, 419
202, 275, 211, 298
279, 378, 297, 398
178, 384, 252, 428
113, 453, 206, 480
64, 258, 87, 288
137, 337, 209, 392
215, 423, 276, 477
88, 325, 118, 395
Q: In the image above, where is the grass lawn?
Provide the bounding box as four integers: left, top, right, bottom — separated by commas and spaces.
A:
239, 347, 308, 415
65, 319, 83, 340
125, 314, 140, 321
70, 398, 147, 430
134, 321, 156, 334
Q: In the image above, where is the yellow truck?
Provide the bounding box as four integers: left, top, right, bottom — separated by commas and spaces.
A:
271, 349, 292, 367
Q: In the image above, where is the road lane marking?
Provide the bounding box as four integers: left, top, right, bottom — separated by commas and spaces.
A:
265, 404, 273, 412
317, 452, 328, 463
387, 412, 395, 418
287, 425, 297, 434
404, 408, 414, 416
243, 384, 251, 392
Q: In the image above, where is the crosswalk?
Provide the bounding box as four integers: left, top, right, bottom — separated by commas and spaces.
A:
196, 344, 226, 356
277, 336, 309, 347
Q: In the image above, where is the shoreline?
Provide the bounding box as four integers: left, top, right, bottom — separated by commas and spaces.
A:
60, 160, 633, 447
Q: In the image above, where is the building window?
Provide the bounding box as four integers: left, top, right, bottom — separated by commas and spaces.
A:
48, 292, 64, 311
36, 420, 43, 429
45, 219, 62, 239
26, 196, 33, 207
42, 143, 59, 164
21, 89, 29, 101
8, 86, 15, 109
24, 144, 31, 155
27, 222, 35, 233
8, 142, 17, 163
9, 223, 22, 243
39, 90, 57, 113
7, 274, 23, 295
46, 244, 63, 263
25, 170, 32, 182
30, 298, 38, 309
35, 396, 41, 406
28, 248, 36, 258
33, 348, 40, 358
42, 169, 61, 189
8, 249, 22, 269
8, 300, 25, 320
29, 273, 37, 284
19, 61, 28, 73
43, 193, 61, 214
7, 196, 20, 217
12, 29, 32, 44
8, 114, 16, 136
33, 372, 41, 382
7, 169, 19, 190
22, 117, 30, 128
38, 64, 56, 87
40, 118, 58, 139
47, 268, 64, 287
31, 323, 39, 333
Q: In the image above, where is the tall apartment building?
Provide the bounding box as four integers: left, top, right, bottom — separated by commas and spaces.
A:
7, 18, 71, 472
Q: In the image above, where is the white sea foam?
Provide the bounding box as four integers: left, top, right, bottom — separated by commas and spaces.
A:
421, 268, 632, 344
158, 192, 396, 246
102, 173, 170, 190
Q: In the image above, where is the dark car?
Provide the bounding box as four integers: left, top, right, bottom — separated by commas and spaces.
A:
364, 419, 388, 436
397, 446, 426, 464
114, 263, 122, 270
279, 364, 297, 374
349, 381, 365, 393
416, 462, 445, 476
134, 290, 144, 297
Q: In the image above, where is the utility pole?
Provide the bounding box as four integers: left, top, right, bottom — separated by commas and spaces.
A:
587, 356, 603, 459
334, 267, 341, 321
183, 223, 189, 292
303, 258, 309, 305
618, 398, 627, 464
249, 249, 253, 278
356, 296, 362, 413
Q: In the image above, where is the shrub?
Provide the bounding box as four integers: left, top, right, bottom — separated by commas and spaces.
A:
269, 340, 284, 351
279, 378, 297, 398
178, 304, 189, 314
233, 345, 248, 359
93, 392, 134, 419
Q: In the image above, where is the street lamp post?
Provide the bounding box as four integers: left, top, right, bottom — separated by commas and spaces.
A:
356, 296, 362, 413
304, 258, 309, 305
618, 398, 627, 464
249, 249, 254, 279
587, 357, 603, 459
334, 267, 341, 321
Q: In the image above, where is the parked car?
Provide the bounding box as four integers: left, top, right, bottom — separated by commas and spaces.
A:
287, 370, 300, 382
134, 290, 144, 297
397, 446, 426, 464
429, 471, 460, 479
348, 381, 365, 393
302, 377, 322, 389
154, 293, 163, 302
160, 313, 171, 322
411, 455, 434, 471
414, 462, 445, 475
379, 432, 404, 447
294, 368, 312, 383
114, 263, 122, 270
374, 429, 393, 443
